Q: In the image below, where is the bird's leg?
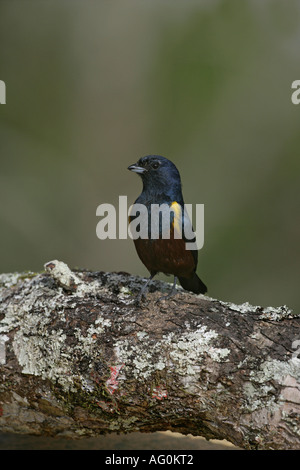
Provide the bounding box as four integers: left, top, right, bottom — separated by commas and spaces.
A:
156, 276, 178, 302
136, 272, 156, 304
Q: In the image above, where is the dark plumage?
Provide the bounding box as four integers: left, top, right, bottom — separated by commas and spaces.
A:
128, 155, 207, 301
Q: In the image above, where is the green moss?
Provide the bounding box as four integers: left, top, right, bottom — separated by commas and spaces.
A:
51, 378, 121, 417
17, 271, 40, 281
0, 271, 40, 289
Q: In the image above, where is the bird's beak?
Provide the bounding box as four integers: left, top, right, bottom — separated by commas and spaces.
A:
128, 163, 147, 174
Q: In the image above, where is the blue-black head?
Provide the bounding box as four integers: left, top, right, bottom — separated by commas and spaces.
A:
128, 155, 182, 201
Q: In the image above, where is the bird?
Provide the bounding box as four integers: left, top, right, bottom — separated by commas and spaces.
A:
128, 155, 207, 302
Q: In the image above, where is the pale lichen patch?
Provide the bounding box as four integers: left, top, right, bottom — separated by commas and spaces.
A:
255, 357, 300, 385
0, 271, 37, 291
44, 260, 82, 291
166, 326, 230, 374
0, 335, 9, 365
242, 357, 300, 419
220, 300, 293, 321
243, 381, 275, 412
119, 286, 131, 296
73, 319, 110, 358
0, 264, 112, 392
115, 325, 230, 391
259, 305, 294, 321
0, 273, 22, 290
75, 279, 104, 298
136, 331, 148, 340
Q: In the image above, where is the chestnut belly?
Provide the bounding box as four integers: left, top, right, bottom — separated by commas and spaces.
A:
134, 237, 196, 278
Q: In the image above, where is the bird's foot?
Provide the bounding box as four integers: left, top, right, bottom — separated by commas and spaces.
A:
134, 287, 149, 306
134, 273, 156, 306
155, 276, 178, 303
155, 288, 178, 303
134, 293, 146, 306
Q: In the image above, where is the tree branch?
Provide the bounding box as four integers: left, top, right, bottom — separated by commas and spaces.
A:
0, 260, 299, 449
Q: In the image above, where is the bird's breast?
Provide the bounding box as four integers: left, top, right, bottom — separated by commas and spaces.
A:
133, 234, 196, 278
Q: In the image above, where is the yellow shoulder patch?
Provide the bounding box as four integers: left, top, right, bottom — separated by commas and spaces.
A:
170, 201, 182, 234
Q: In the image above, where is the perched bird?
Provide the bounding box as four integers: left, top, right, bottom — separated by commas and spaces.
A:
128, 155, 207, 302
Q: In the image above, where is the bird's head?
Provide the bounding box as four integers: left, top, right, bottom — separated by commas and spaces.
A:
128, 155, 182, 197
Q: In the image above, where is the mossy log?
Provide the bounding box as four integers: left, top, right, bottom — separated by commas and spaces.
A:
0, 260, 299, 449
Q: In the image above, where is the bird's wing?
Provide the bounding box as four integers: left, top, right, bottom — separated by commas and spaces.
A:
170, 201, 198, 264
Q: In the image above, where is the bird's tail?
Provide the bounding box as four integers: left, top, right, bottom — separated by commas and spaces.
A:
178, 273, 207, 295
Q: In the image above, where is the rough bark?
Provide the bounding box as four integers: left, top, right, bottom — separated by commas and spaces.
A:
0, 260, 299, 450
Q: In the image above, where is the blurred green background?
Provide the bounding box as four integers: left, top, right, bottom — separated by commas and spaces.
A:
1, 0, 300, 316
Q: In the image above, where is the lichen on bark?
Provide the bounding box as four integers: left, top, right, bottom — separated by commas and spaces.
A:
0, 260, 300, 449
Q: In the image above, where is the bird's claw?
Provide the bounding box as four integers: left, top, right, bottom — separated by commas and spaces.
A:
155, 289, 178, 303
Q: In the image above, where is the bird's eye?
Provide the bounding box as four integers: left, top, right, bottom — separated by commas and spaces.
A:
151, 161, 160, 170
